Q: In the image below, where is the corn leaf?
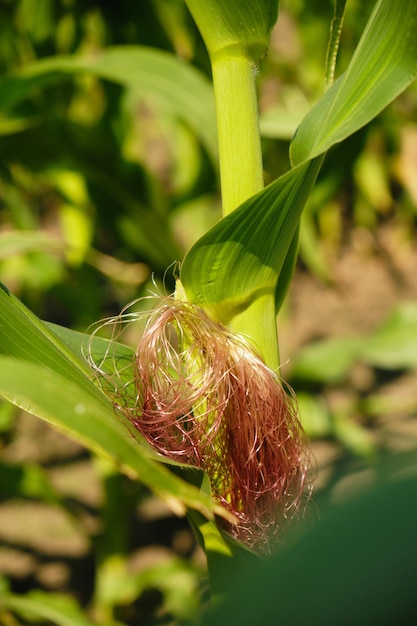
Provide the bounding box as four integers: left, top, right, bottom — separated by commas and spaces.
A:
0, 286, 226, 521
0, 460, 62, 504
183, 0, 417, 321
360, 303, 417, 370
0, 591, 97, 626
202, 461, 417, 626
181, 158, 322, 322
0, 230, 62, 258
290, 0, 417, 165
0, 46, 217, 162
290, 303, 417, 384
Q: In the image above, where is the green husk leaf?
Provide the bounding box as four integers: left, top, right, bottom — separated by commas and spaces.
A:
181, 158, 323, 323
291, 0, 417, 165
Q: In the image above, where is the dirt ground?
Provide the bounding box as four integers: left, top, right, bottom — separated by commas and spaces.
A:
282, 222, 417, 497
282, 224, 417, 353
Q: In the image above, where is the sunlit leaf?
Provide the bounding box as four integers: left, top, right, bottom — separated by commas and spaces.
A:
291, 0, 417, 165
183, 0, 417, 328
181, 158, 323, 322
0, 287, 228, 521
43, 321, 133, 373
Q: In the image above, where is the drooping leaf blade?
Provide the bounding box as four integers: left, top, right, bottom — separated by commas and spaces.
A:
0, 356, 220, 518
290, 0, 417, 165
0, 287, 228, 521
0, 284, 100, 389
0, 46, 217, 162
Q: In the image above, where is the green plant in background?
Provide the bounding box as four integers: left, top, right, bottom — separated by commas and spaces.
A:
0, 0, 417, 623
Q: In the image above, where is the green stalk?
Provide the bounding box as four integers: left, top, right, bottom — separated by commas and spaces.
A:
232, 293, 280, 370
212, 54, 264, 216
182, 0, 280, 367
212, 53, 280, 369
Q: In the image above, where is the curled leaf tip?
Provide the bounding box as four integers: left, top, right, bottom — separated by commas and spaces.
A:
88, 295, 313, 552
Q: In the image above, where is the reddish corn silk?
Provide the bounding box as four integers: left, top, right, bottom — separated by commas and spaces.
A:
89, 296, 312, 552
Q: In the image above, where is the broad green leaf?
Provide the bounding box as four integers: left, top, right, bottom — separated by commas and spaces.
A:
290, 337, 363, 384
331, 413, 376, 458
0, 287, 228, 521
0, 230, 62, 258
0, 46, 217, 162
290, 303, 417, 385
290, 0, 417, 165
184, 0, 278, 61
0, 284, 110, 392
202, 459, 417, 626
361, 303, 417, 369
0, 358, 225, 520
181, 158, 322, 323
0, 461, 61, 504
0, 591, 96, 626
297, 393, 332, 438
0, 115, 38, 136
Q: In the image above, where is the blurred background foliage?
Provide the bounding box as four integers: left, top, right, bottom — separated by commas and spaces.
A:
0, 0, 416, 624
